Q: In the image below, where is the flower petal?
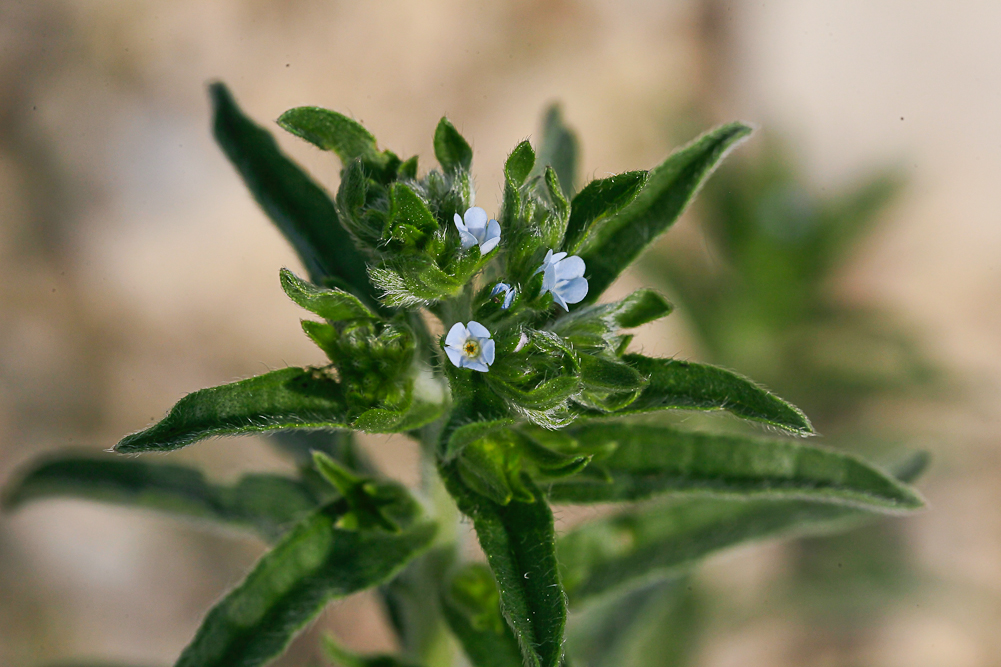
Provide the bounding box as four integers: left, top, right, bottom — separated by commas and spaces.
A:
558, 276, 589, 305
502, 288, 515, 309
481, 338, 496, 365
453, 213, 467, 232
542, 263, 557, 293
463, 207, 488, 233
491, 282, 510, 297
457, 229, 478, 250
554, 255, 585, 281
445, 346, 464, 368
552, 289, 569, 311
465, 360, 490, 373
445, 322, 468, 347
551, 251, 568, 264
479, 236, 500, 254
466, 321, 491, 339
485, 218, 501, 241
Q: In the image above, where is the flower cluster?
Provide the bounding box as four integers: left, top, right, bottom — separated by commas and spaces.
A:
443, 208, 589, 372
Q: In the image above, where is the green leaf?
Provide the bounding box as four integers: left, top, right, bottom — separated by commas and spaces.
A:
277, 106, 394, 173
313, 451, 400, 532
389, 182, 440, 241
444, 418, 518, 461
550, 289, 672, 355
280, 269, 378, 322
116, 367, 347, 453
439, 462, 566, 667
175, 497, 436, 667
2, 454, 316, 542
578, 123, 753, 302
505, 141, 536, 187
545, 424, 925, 511
116, 366, 443, 454
578, 355, 647, 392
441, 563, 524, 667
534, 104, 579, 198
613, 354, 814, 435
557, 454, 927, 605
434, 117, 473, 172
209, 83, 375, 305
322, 634, 424, 667
562, 171, 647, 253
611, 290, 674, 329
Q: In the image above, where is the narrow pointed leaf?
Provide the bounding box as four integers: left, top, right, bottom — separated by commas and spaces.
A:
579, 355, 646, 392
280, 269, 377, 322
434, 117, 473, 172
441, 563, 524, 667
209, 83, 375, 304
116, 367, 349, 453
613, 354, 813, 435
558, 455, 927, 605
175, 500, 436, 667
505, 141, 536, 187
277, 106, 392, 171
439, 462, 566, 667
562, 171, 647, 253
578, 123, 752, 302
2, 454, 317, 542
534, 104, 579, 197
545, 424, 925, 511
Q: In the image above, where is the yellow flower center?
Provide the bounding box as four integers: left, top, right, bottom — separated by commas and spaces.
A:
463, 340, 480, 358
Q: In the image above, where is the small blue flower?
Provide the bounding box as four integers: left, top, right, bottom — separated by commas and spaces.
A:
490, 282, 516, 309
536, 249, 588, 311
444, 321, 496, 372
454, 207, 501, 254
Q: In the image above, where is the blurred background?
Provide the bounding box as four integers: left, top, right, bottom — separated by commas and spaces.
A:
1, 1, 1000, 666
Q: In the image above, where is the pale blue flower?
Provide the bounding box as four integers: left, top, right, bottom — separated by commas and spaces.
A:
536, 249, 588, 311
444, 321, 496, 372
491, 282, 516, 309
454, 207, 501, 254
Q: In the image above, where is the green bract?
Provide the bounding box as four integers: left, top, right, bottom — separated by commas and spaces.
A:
2, 83, 928, 667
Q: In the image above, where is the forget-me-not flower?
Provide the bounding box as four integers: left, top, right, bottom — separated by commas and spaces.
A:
444, 321, 495, 372
454, 207, 501, 254
490, 282, 516, 309
536, 249, 588, 311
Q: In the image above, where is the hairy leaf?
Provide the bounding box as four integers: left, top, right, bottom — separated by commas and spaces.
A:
558, 453, 927, 604
562, 171, 647, 253
441, 563, 524, 667
578, 123, 752, 302
613, 354, 813, 435
434, 117, 474, 173
546, 424, 925, 511
2, 454, 316, 542
116, 366, 442, 454
210, 84, 375, 304
277, 106, 394, 174
175, 498, 436, 667
506, 141, 536, 187
280, 268, 378, 322
439, 462, 565, 667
